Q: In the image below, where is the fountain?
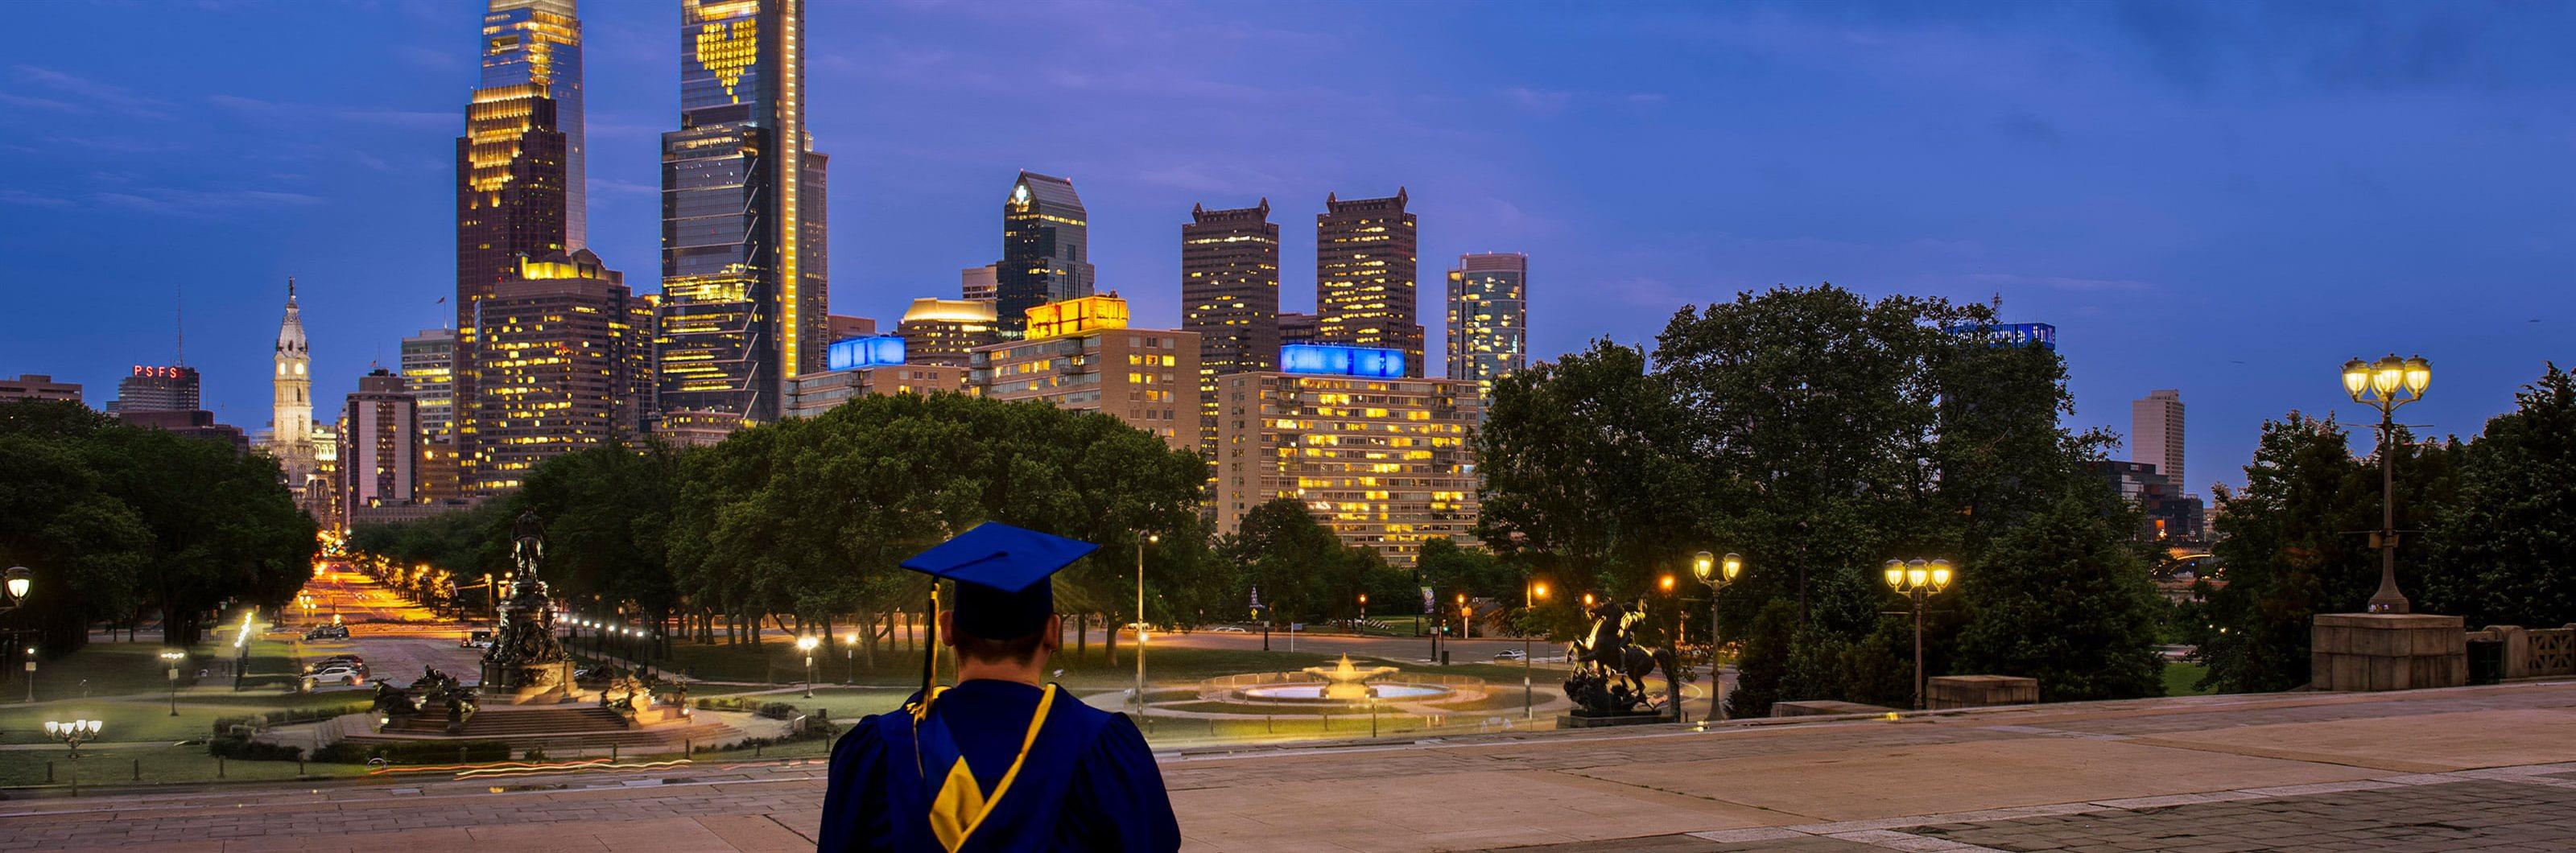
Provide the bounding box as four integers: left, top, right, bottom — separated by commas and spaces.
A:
1302, 655, 1399, 701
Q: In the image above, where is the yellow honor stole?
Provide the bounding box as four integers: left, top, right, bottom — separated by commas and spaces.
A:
914, 683, 1059, 852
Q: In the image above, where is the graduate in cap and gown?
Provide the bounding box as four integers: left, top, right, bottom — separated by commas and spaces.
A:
819, 522, 1183, 852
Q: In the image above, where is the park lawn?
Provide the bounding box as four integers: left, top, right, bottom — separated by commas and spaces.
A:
0, 743, 369, 789
2163, 661, 2215, 696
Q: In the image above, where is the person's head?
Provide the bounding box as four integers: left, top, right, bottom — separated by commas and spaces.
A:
940, 610, 1062, 670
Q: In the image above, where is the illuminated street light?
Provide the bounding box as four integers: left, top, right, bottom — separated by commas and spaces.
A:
1885, 558, 1957, 710
2, 566, 31, 608
1135, 530, 1158, 719
44, 719, 101, 796
160, 650, 186, 716
1690, 551, 1745, 722
795, 635, 820, 698
1521, 575, 1550, 718
2342, 353, 2433, 614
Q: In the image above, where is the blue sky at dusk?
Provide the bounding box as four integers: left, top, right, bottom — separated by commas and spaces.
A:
2, 1, 2570, 492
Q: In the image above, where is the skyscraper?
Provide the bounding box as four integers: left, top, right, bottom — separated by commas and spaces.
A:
1446, 253, 1528, 403
269, 280, 317, 501
1183, 200, 1280, 455
109, 365, 201, 415
456, 0, 583, 488
1315, 190, 1422, 376
473, 250, 655, 493
400, 328, 457, 442
995, 171, 1095, 336
961, 264, 998, 301
894, 299, 999, 368
2132, 389, 2186, 491
0, 375, 80, 404
658, 0, 827, 423
338, 369, 419, 527
1216, 347, 1481, 568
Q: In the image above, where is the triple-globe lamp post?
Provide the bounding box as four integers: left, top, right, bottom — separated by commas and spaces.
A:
1883, 558, 1955, 711
2340, 354, 2432, 614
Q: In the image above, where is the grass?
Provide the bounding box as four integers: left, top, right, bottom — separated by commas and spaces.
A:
0, 743, 371, 789
2163, 661, 2215, 697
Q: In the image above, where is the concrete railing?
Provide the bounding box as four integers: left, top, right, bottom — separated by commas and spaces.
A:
2467, 624, 2576, 680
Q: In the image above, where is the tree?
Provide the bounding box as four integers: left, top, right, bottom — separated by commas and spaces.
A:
2194, 413, 2383, 692
1225, 498, 1379, 624
0, 434, 148, 651
81, 426, 316, 645
2421, 364, 2576, 627
1952, 492, 2167, 701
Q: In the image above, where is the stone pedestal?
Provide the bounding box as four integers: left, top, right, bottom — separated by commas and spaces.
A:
1929, 675, 2039, 710
2311, 613, 2467, 691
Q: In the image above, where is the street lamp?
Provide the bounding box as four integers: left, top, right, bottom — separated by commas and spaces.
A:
796, 635, 819, 698
1356, 592, 1368, 624
43, 719, 101, 797
2, 566, 31, 610
843, 632, 859, 685
2341, 353, 2432, 614
1135, 531, 1158, 719
1522, 578, 1549, 718
1456, 592, 1470, 641
1690, 551, 1744, 722
1884, 558, 1956, 711
160, 650, 186, 715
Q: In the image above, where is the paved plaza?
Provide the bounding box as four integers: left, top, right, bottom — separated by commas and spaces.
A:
5, 681, 2576, 851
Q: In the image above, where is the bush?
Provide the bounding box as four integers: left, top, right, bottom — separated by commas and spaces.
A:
208, 736, 304, 761
695, 697, 803, 719
309, 739, 512, 764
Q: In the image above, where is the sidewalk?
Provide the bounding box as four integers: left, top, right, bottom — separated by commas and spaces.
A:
4, 680, 2574, 851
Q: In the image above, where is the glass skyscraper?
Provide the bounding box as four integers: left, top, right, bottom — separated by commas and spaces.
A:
1445, 252, 1528, 404
456, 0, 583, 488
658, 0, 828, 423
996, 171, 1096, 337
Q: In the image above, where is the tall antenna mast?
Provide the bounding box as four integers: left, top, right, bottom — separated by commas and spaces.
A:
175, 281, 185, 366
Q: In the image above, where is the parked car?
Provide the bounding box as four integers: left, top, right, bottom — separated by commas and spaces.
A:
303, 665, 364, 686
1208, 625, 1249, 633
303, 624, 350, 641
461, 630, 494, 649
303, 654, 365, 674
1493, 649, 1527, 661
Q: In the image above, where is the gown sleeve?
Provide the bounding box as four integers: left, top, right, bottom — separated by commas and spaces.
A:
817, 717, 894, 853
1063, 713, 1183, 852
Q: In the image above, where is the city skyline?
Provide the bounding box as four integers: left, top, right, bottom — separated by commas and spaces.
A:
4, 2, 2574, 492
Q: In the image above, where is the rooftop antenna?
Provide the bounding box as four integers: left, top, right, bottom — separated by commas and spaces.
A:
175, 281, 185, 366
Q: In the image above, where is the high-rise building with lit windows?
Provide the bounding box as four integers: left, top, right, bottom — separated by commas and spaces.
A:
456, 0, 583, 490
969, 295, 1199, 453
269, 279, 316, 499
1214, 346, 1481, 568
996, 171, 1096, 337
895, 299, 999, 368
109, 365, 200, 415
337, 369, 419, 529
401, 328, 457, 441
961, 264, 998, 301
472, 249, 654, 493
658, 0, 828, 424
1315, 190, 1422, 376
1445, 253, 1528, 404
1183, 200, 1280, 456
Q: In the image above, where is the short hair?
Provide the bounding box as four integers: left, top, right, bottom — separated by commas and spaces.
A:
955, 622, 1047, 665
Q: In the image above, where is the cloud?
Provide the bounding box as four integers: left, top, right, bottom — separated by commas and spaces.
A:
1959, 272, 2157, 295
590, 179, 658, 196
91, 187, 325, 216
1501, 87, 1669, 115
1994, 108, 2063, 148
0, 92, 76, 112
11, 64, 171, 117
0, 189, 74, 208
206, 94, 448, 129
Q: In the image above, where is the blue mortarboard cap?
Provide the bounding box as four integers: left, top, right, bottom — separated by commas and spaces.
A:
901, 522, 1099, 639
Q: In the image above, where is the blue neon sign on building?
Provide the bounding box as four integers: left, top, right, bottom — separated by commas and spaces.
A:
827, 336, 907, 371
1945, 323, 2057, 352
1280, 344, 1407, 378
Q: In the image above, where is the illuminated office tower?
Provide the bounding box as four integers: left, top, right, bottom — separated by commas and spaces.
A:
2132, 389, 2186, 492
970, 295, 1199, 453
996, 171, 1096, 336
0, 375, 80, 404
1214, 344, 1481, 568
658, 0, 828, 423
895, 299, 999, 368
337, 369, 419, 529
456, 0, 581, 485
400, 328, 456, 441
1315, 190, 1422, 376
1182, 200, 1280, 456
1445, 253, 1528, 403
472, 250, 655, 493
109, 365, 201, 415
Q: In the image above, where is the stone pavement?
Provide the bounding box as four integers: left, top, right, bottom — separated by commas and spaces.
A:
3, 680, 2575, 851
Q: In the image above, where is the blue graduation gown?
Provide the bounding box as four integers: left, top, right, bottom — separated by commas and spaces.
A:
818, 680, 1182, 852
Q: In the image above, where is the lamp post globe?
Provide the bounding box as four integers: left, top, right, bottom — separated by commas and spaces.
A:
2343, 352, 2432, 614
2, 566, 30, 604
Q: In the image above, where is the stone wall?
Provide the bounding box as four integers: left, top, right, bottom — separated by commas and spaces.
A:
2468, 624, 2576, 680
1928, 675, 2038, 709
